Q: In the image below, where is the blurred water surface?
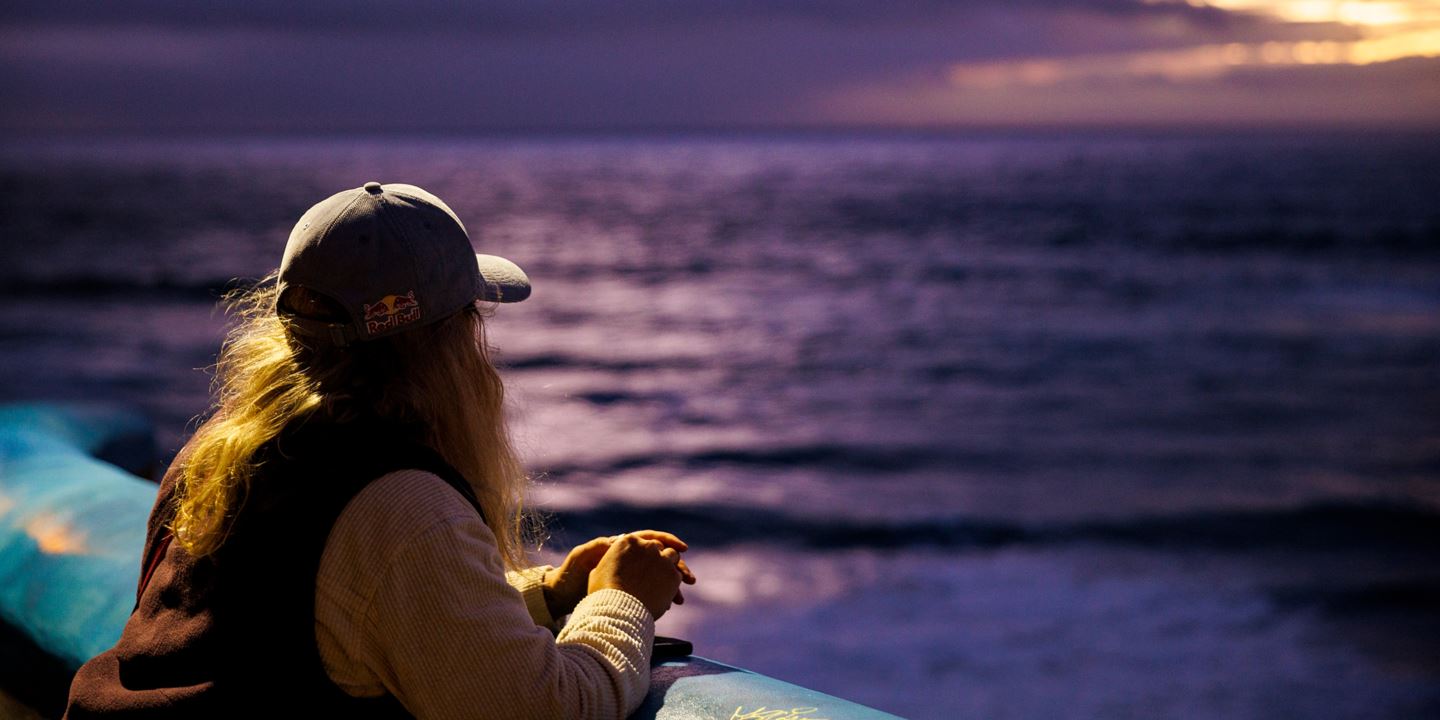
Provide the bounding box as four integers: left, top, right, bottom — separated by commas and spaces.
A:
1, 133, 1437, 718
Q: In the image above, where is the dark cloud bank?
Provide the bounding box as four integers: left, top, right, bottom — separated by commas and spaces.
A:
0, 0, 1433, 132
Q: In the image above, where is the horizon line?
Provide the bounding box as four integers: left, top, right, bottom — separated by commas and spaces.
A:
4, 122, 1440, 145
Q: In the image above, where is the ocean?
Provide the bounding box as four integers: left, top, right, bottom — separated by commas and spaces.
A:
1, 132, 1437, 719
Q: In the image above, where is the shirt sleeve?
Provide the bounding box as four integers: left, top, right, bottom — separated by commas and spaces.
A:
316, 470, 654, 720
505, 565, 558, 631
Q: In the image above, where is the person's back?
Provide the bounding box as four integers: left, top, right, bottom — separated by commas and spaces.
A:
64, 182, 694, 719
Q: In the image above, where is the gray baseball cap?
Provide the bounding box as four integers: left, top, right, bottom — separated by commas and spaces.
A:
276, 181, 530, 347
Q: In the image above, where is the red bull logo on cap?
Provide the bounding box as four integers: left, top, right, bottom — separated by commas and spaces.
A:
363, 290, 422, 335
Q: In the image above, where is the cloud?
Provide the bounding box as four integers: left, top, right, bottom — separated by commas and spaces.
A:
0, 1, 1432, 131
814, 54, 1440, 128
0, 0, 1254, 34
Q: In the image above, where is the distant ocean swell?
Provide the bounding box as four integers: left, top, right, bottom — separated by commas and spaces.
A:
546, 499, 1440, 553
827, 192, 1440, 255
533, 440, 1440, 479
2, 275, 264, 300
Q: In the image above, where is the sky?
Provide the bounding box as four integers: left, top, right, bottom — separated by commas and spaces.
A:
1, 0, 1438, 132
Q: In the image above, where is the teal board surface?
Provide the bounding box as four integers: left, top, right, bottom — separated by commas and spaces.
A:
634, 656, 903, 719
0, 404, 155, 669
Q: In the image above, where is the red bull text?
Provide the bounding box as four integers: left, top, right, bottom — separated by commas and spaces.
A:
363, 290, 422, 335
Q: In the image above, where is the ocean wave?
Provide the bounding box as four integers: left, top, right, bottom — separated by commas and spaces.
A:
498, 353, 706, 372
542, 499, 1440, 553
0, 275, 263, 300
537, 443, 1003, 475
1270, 578, 1440, 616
826, 191, 1440, 257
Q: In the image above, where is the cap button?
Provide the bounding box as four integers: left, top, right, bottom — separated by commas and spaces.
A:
363, 181, 383, 194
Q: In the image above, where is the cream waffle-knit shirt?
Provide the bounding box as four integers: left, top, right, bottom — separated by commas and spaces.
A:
314, 469, 655, 720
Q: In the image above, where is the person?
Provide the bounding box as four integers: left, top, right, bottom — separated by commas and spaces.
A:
63, 181, 695, 719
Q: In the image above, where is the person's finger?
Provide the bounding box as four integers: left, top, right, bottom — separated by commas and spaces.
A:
676, 558, 696, 584
629, 530, 688, 552
659, 547, 681, 564
567, 537, 612, 566
673, 589, 685, 605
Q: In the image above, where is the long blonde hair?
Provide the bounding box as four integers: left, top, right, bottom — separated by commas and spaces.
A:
170, 270, 539, 570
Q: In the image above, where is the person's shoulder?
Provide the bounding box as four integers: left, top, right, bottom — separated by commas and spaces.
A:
320, 467, 493, 604
336, 468, 484, 547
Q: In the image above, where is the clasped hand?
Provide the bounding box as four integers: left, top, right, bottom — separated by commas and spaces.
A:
542, 530, 696, 621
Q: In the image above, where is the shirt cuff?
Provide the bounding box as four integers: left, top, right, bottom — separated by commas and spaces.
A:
504, 564, 557, 630
561, 588, 655, 666
571, 588, 654, 631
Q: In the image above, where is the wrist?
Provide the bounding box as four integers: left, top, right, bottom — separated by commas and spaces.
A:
541, 567, 570, 619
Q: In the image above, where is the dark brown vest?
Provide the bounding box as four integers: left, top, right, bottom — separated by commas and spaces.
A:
64, 416, 485, 719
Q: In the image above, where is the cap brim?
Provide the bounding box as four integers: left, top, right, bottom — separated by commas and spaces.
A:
476, 253, 531, 303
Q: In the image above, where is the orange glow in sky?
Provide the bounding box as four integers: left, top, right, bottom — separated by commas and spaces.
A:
1200, 0, 1430, 26
949, 0, 1440, 88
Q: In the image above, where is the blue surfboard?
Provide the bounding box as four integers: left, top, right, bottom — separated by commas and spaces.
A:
634, 656, 903, 719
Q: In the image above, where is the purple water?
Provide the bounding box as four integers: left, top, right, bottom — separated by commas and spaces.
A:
1, 133, 1438, 718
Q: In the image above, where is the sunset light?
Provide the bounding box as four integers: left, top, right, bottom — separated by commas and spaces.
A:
1202, 0, 1428, 26
948, 0, 1440, 89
